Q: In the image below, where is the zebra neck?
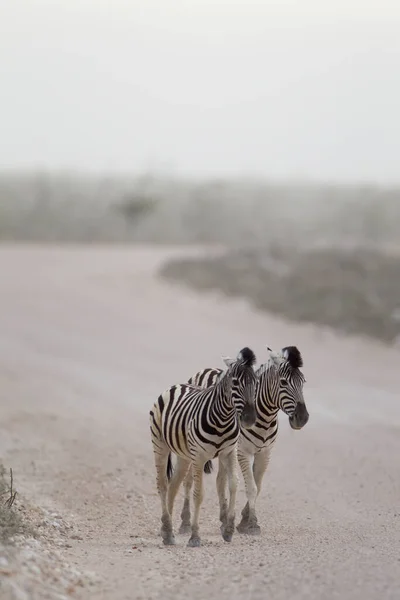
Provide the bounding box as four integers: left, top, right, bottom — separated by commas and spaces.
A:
256, 377, 280, 424
208, 382, 236, 424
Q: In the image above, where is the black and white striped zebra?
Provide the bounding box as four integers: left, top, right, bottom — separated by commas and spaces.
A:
182, 345, 309, 535
149, 347, 257, 547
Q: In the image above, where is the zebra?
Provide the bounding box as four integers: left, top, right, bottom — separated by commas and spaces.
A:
181, 345, 309, 535
149, 347, 257, 547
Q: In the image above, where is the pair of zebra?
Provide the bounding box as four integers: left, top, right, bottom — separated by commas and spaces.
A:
149, 344, 309, 547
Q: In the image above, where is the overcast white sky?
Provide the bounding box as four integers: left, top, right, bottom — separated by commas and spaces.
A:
1, 0, 399, 182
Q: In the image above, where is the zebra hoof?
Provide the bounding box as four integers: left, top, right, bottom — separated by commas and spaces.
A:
179, 524, 191, 535
236, 520, 249, 534
247, 524, 261, 536
187, 536, 201, 548
222, 530, 233, 543
162, 535, 176, 546
221, 520, 234, 542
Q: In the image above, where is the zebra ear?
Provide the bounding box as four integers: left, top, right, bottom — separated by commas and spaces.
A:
221, 355, 235, 367
266, 346, 284, 367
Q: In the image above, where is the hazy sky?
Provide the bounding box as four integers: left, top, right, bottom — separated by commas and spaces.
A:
1, 1, 400, 182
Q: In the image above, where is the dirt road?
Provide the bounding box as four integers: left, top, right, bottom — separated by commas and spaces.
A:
0, 245, 399, 600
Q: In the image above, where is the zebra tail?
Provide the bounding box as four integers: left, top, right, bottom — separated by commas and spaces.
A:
167, 453, 174, 481
204, 460, 213, 474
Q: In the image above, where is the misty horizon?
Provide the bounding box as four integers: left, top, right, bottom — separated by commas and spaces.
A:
1, 1, 400, 184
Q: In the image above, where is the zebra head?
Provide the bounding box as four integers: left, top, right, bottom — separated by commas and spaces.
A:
264, 345, 309, 430
221, 347, 257, 429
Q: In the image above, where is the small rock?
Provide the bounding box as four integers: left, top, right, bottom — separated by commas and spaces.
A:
21, 550, 35, 563
29, 564, 42, 576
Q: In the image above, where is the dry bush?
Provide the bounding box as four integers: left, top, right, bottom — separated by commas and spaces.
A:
160, 245, 400, 345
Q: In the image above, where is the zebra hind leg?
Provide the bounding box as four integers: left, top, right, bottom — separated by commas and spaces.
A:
167, 456, 190, 517
216, 457, 228, 531
237, 502, 250, 533
153, 447, 175, 546
220, 450, 238, 543
179, 465, 193, 534
187, 463, 204, 547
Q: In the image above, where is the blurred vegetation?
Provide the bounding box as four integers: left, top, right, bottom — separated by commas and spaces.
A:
117, 195, 158, 221
160, 245, 400, 345
1, 172, 400, 248
1, 171, 400, 343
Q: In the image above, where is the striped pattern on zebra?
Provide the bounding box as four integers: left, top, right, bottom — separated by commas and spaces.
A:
181, 345, 309, 535
149, 347, 257, 547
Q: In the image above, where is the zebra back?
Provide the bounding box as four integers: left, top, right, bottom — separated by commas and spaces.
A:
187, 367, 224, 388
151, 348, 257, 471
187, 367, 226, 475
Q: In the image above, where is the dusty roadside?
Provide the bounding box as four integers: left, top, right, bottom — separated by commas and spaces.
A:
0, 245, 399, 600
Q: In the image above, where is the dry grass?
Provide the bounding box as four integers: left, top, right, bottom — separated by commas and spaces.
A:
0, 464, 25, 544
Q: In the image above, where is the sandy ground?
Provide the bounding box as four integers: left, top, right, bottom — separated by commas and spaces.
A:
0, 245, 399, 600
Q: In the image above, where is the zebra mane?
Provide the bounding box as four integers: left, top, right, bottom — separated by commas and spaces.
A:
237, 347, 257, 367
255, 362, 272, 377
215, 369, 226, 383
281, 346, 303, 369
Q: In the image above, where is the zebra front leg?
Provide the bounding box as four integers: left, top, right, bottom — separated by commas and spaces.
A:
179, 464, 193, 534
237, 451, 259, 535
236, 449, 253, 533
238, 449, 271, 535
251, 448, 271, 531
220, 450, 238, 542
187, 462, 204, 547
153, 448, 175, 546
216, 457, 228, 529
